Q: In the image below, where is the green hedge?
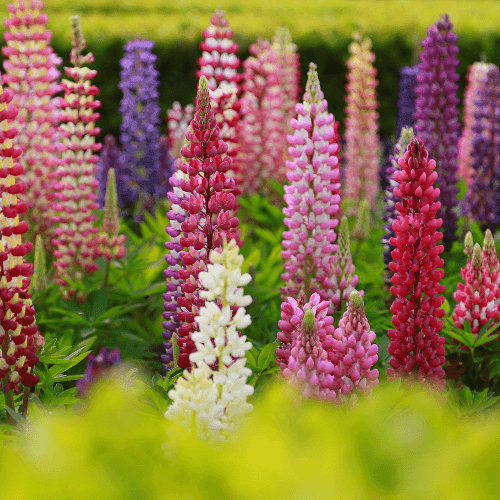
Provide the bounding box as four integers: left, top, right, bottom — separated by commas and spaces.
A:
2, 29, 500, 142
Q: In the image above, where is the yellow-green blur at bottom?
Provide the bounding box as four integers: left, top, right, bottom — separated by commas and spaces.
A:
1, 370, 499, 500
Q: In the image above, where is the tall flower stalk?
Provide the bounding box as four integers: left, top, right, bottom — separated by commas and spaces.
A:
165, 76, 239, 370
382, 126, 414, 287
458, 62, 494, 187
463, 65, 500, 232
165, 240, 254, 442
52, 16, 101, 301
344, 33, 380, 216
396, 66, 418, 139
387, 137, 447, 388
118, 39, 162, 218
239, 39, 286, 194
414, 14, 460, 251
281, 63, 340, 306
0, 75, 44, 423
2, 0, 61, 243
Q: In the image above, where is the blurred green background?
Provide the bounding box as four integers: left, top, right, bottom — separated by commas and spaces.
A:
2, 0, 500, 144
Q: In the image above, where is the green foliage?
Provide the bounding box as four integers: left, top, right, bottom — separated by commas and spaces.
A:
1, 374, 500, 498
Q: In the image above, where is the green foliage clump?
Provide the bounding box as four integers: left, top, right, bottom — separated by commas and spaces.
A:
1, 373, 500, 499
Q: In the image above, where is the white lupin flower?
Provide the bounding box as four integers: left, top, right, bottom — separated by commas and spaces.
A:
165, 239, 254, 442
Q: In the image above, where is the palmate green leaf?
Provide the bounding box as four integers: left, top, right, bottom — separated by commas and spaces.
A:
95, 302, 147, 322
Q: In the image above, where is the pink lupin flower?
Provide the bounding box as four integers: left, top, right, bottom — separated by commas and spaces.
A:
453, 242, 498, 338
280, 293, 341, 400
239, 38, 287, 195
197, 8, 241, 177
458, 62, 494, 187
387, 137, 447, 389
281, 63, 340, 306
168, 75, 240, 369
272, 25, 301, 127
343, 33, 380, 216
2, 0, 61, 242
328, 291, 379, 397
482, 229, 500, 310
51, 16, 102, 301
0, 74, 44, 414
166, 102, 194, 160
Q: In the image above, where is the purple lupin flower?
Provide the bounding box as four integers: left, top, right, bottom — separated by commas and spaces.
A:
76, 347, 122, 397
382, 127, 414, 287
414, 14, 461, 251
118, 39, 161, 218
464, 66, 500, 230
396, 66, 419, 140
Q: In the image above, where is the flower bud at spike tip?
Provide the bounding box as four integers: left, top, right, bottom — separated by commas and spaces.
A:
33, 235, 47, 293
302, 309, 316, 334
472, 243, 482, 267
349, 290, 363, 310
198, 76, 211, 126
464, 232, 473, 260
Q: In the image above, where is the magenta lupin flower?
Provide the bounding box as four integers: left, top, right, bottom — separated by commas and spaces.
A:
343, 33, 380, 216
239, 38, 287, 194
387, 137, 447, 388
327, 291, 379, 397
2, 0, 61, 242
453, 242, 498, 337
52, 16, 102, 301
280, 293, 341, 400
166, 102, 194, 160
167, 76, 240, 369
281, 63, 340, 306
0, 75, 44, 403
458, 62, 493, 187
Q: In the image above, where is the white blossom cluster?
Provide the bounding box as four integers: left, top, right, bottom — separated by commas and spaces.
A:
165, 239, 254, 442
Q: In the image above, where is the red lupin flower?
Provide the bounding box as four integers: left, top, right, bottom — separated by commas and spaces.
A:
387, 137, 447, 389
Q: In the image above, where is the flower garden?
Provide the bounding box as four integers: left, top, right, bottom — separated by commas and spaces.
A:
1, 0, 500, 497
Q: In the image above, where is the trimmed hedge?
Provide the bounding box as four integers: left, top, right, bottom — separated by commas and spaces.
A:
2, 6, 500, 142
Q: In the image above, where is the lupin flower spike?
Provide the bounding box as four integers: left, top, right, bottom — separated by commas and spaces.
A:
387, 137, 447, 389
281, 62, 341, 305
96, 135, 122, 208
272, 25, 301, 126
453, 243, 498, 340
352, 198, 370, 241
382, 126, 414, 286
396, 66, 419, 139
0, 74, 44, 412
52, 16, 102, 301
414, 14, 460, 251
76, 346, 122, 398
239, 38, 287, 194
344, 33, 381, 216
33, 234, 47, 292
458, 62, 494, 187
2, 0, 62, 243
118, 39, 162, 218
464, 66, 500, 232
165, 239, 254, 442
165, 75, 240, 370
97, 168, 125, 262
331, 216, 362, 318
328, 291, 379, 399
166, 102, 194, 160
281, 293, 341, 401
